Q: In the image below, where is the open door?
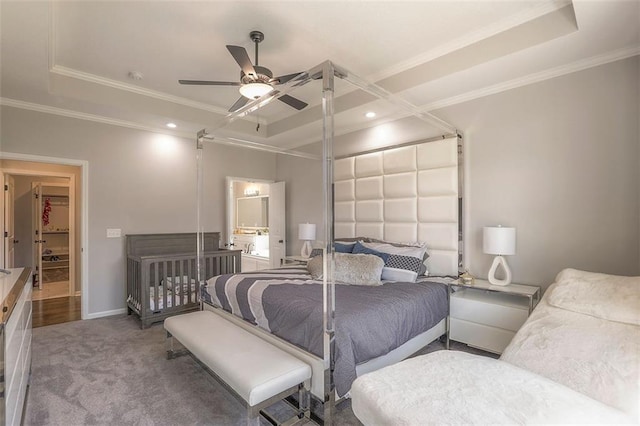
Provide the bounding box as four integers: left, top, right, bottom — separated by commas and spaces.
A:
32, 183, 43, 289
268, 181, 286, 268
3, 174, 16, 269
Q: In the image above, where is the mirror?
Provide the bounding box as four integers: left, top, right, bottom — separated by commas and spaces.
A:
236, 196, 269, 229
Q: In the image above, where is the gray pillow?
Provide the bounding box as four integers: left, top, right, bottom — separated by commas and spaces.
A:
307, 253, 384, 286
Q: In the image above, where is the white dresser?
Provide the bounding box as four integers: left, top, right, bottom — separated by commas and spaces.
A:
0, 268, 33, 426
448, 279, 540, 354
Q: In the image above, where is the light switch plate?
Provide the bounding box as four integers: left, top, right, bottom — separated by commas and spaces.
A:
106, 228, 121, 238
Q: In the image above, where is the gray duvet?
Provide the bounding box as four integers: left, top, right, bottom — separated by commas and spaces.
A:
202, 267, 448, 396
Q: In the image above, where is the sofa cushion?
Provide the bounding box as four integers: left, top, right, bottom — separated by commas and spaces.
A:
547, 268, 640, 326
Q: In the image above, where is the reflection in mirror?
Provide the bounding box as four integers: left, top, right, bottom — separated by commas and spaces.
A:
236, 196, 269, 228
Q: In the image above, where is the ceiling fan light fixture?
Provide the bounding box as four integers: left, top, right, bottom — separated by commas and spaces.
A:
239, 82, 273, 99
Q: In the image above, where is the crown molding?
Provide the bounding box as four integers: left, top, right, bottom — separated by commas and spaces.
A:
421, 46, 640, 112
0, 98, 193, 140
368, 0, 572, 82
49, 65, 231, 116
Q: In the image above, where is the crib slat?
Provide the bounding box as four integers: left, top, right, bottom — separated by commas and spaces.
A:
127, 249, 240, 328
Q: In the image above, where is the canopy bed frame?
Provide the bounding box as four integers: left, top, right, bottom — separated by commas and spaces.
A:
191, 60, 463, 424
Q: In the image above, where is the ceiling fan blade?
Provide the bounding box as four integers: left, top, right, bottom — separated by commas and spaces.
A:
229, 96, 249, 112
278, 94, 308, 110
179, 79, 240, 86
226, 45, 257, 78
273, 72, 307, 85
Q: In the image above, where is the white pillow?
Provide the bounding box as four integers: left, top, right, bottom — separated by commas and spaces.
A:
548, 268, 640, 326
360, 241, 427, 260
381, 267, 418, 282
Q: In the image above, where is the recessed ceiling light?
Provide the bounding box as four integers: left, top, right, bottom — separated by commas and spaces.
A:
365, 112, 376, 118
166, 123, 177, 128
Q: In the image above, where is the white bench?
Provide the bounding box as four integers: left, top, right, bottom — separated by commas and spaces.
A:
164, 310, 312, 425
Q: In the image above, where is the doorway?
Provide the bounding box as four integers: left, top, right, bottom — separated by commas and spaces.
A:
226, 177, 286, 270
32, 181, 74, 300
1, 158, 84, 327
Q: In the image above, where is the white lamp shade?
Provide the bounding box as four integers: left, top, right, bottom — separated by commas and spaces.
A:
483, 226, 516, 255
298, 223, 316, 241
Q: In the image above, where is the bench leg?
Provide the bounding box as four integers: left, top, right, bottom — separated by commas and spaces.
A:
166, 331, 175, 359
297, 384, 310, 420
246, 411, 261, 426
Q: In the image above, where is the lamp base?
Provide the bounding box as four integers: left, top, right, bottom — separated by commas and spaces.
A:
488, 255, 512, 286
301, 241, 312, 258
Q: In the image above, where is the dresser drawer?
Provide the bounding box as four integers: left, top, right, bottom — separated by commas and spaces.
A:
449, 318, 515, 354
450, 289, 529, 332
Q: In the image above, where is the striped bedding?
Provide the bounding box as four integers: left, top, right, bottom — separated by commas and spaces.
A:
202, 266, 448, 396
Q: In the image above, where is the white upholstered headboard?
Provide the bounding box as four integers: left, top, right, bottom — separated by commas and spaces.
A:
334, 137, 460, 276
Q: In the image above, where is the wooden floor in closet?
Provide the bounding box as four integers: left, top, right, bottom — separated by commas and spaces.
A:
33, 296, 81, 328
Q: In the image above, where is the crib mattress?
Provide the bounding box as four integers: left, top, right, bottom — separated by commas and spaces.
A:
149, 286, 196, 311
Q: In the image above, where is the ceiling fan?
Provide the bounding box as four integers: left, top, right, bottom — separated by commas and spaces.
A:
179, 31, 308, 112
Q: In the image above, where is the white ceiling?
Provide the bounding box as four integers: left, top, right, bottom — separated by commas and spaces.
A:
1, 1, 638, 149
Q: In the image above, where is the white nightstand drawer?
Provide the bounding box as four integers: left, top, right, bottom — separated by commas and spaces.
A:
450, 289, 529, 332
449, 318, 515, 354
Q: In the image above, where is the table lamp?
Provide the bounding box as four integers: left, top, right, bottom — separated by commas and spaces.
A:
298, 223, 316, 258
483, 225, 516, 286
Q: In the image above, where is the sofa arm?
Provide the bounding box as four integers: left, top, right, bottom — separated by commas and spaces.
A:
351, 351, 634, 425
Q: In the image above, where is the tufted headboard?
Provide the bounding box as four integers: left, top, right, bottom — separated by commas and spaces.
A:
334, 137, 460, 276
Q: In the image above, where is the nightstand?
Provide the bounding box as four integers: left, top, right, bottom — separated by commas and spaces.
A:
447, 279, 541, 354
283, 255, 311, 265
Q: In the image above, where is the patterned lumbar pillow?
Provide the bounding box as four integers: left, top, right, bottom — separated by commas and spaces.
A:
352, 242, 420, 282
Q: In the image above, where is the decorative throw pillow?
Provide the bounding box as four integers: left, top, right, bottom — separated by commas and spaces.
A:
361, 240, 429, 275
307, 255, 324, 279
352, 242, 421, 282
335, 242, 355, 253
351, 242, 390, 262
310, 248, 324, 258
307, 253, 384, 286
382, 254, 422, 282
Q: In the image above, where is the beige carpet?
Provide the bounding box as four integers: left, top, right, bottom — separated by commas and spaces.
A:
24, 314, 495, 425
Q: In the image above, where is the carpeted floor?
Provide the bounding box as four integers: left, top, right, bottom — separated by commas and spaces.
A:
24, 314, 496, 425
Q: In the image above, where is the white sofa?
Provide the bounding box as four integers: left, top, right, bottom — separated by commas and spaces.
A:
351, 269, 640, 424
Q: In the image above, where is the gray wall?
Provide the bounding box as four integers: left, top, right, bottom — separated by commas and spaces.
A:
1, 109, 277, 316
275, 155, 323, 256
435, 56, 639, 288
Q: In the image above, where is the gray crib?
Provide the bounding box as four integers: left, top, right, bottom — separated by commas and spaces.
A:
126, 233, 241, 328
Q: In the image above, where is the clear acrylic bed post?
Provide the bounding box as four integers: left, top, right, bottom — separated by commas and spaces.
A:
321, 60, 336, 424
196, 130, 205, 304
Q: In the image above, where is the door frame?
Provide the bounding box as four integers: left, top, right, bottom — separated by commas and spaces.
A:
0, 152, 89, 320
3, 174, 15, 269
225, 176, 274, 247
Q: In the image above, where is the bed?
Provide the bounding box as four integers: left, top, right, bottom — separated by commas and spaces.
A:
126, 232, 241, 329
187, 58, 465, 424
202, 259, 451, 400
350, 268, 640, 424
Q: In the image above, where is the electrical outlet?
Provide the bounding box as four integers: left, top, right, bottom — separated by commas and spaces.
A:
106, 228, 121, 238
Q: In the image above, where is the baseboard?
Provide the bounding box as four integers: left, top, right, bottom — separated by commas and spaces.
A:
84, 308, 127, 320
